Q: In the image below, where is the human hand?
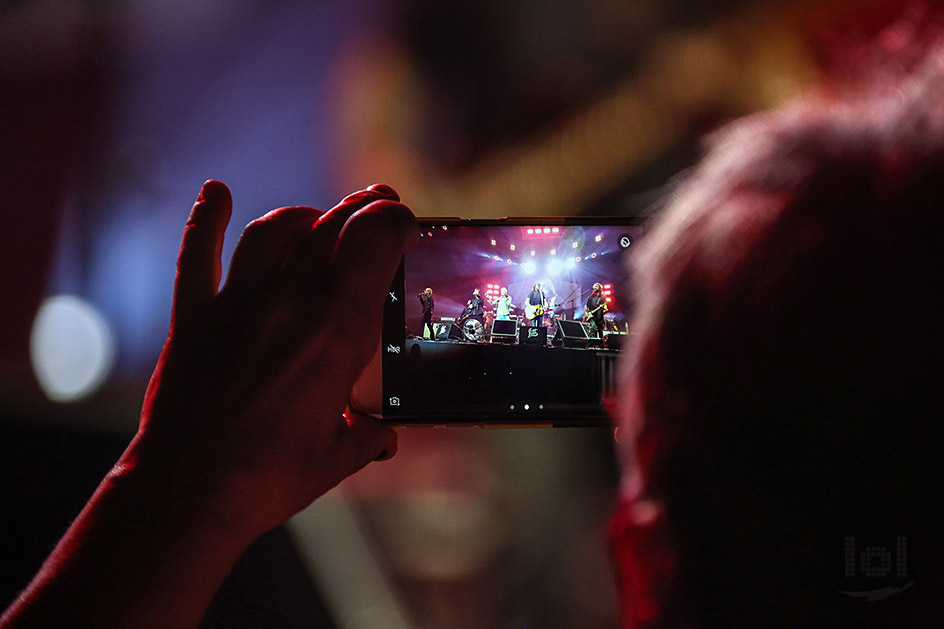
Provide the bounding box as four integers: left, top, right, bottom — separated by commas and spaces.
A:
127, 180, 416, 540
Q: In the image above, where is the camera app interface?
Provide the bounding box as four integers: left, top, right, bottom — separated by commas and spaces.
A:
381, 221, 644, 424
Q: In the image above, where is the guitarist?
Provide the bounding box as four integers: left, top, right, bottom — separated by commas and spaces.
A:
526, 282, 548, 327
585, 283, 608, 337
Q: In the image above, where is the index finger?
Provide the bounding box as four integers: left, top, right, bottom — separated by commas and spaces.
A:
327, 199, 418, 327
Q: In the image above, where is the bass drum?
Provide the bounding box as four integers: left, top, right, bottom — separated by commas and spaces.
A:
463, 318, 485, 342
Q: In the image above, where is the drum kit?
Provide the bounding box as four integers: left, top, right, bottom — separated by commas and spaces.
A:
458, 309, 549, 343
462, 318, 485, 342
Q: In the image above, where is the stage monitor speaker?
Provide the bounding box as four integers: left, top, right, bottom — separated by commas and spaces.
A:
435, 322, 464, 341
518, 325, 547, 346
552, 319, 591, 348
491, 319, 517, 343
603, 331, 627, 350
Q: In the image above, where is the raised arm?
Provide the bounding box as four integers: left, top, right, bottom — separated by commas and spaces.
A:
1, 180, 416, 629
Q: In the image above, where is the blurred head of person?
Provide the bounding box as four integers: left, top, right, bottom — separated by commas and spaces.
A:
612, 12, 944, 628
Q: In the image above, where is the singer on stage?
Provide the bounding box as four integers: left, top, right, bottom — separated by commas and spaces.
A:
418, 287, 435, 339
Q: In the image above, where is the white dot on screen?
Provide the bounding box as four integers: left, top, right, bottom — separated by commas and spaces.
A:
30, 295, 115, 402
524, 404, 530, 410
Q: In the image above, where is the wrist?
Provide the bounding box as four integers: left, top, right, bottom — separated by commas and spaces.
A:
113, 431, 264, 550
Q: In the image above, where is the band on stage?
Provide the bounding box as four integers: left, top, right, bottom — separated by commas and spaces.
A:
417, 282, 618, 346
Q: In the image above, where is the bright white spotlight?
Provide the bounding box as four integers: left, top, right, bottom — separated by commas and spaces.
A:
30, 295, 115, 402
522, 261, 537, 275
567, 258, 576, 269
547, 259, 564, 276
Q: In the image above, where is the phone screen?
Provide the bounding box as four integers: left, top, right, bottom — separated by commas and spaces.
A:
370, 218, 645, 426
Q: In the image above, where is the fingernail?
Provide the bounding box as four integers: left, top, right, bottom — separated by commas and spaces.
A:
197, 180, 212, 202
367, 183, 400, 201
197, 179, 226, 203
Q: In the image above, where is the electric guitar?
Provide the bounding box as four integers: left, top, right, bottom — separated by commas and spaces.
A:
583, 302, 608, 321
525, 300, 560, 320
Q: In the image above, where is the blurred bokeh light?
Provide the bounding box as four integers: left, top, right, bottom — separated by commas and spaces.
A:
30, 295, 115, 403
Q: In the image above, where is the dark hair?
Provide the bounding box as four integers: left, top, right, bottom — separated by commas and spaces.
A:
617, 14, 944, 626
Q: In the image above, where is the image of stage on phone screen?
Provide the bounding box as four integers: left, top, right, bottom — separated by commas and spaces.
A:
375, 219, 645, 426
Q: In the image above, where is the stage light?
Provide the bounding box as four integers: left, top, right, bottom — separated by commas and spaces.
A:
576, 256, 582, 262
604, 284, 611, 289
442, 226, 448, 230
567, 258, 576, 269
30, 295, 115, 402
547, 259, 564, 276
530, 250, 536, 256
595, 234, 602, 242
522, 261, 537, 275
591, 252, 597, 258
491, 239, 496, 246
527, 228, 534, 234
427, 231, 433, 237
542, 227, 551, 234
550, 249, 556, 256
551, 227, 559, 234
510, 244, 516, 251
572, 241, 579, 249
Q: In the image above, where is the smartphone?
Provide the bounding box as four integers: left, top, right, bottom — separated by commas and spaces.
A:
351, 217, 646, 426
